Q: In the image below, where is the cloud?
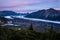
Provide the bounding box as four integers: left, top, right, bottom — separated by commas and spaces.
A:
0, 0, 40, 12
0, 0, 40, 7
54, 8, 60, 10
0, 0, 60, 12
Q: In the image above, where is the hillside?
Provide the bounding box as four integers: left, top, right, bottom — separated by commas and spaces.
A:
25, 8, 60, 21
0, 11, 28, 16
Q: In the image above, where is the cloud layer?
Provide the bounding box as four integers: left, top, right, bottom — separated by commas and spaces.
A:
0, 0, 60, 13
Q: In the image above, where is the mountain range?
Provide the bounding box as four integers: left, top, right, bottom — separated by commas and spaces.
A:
0, 8, 60, 21
25, 8, 60, 21
0, 11, 28, 16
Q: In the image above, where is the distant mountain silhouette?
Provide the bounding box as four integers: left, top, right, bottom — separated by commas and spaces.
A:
0, 11, 28, 16
0, 11, 19, 16
25, 8, 60, 21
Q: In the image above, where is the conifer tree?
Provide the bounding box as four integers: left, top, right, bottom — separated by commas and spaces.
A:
48, 25, 56, 40
28, 24, 33, 30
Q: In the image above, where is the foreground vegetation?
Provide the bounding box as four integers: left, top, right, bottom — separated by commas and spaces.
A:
0, 25, 60, 40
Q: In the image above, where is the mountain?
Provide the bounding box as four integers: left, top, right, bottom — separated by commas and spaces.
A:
0, 11, 28, 16
25, 8, 60, 21
0, 11, 19, 16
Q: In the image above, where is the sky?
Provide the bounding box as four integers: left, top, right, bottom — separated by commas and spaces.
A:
0, 0, 60, 13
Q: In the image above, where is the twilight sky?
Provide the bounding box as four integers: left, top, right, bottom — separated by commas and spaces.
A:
0, 0, 60, 13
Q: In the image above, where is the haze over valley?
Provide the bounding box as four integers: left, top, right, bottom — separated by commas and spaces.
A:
0, 0, 60, 40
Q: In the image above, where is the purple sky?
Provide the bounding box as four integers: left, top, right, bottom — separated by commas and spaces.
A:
0, 0, 60, 13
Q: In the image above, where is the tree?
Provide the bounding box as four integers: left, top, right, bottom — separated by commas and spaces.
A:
28, 24, 33, 30
48, 26, 56, 40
